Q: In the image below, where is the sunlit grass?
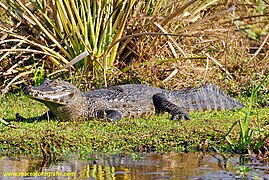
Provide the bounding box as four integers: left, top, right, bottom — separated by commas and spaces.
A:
1, 94, 268, 157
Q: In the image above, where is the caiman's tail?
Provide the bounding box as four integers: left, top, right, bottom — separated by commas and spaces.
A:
172, 84, 244, 112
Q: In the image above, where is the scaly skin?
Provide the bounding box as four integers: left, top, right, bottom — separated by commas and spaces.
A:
20, 79, 243, 121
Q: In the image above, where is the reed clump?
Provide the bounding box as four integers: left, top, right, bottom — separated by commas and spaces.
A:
0, 0, 267, 95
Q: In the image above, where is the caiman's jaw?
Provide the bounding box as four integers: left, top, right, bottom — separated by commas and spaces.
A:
23, 79, 80, 105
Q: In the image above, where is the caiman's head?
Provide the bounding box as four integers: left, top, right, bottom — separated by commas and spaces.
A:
23, 78, 81, 105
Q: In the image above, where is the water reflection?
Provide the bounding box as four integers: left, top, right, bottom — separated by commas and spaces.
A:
1, 152, 269, 179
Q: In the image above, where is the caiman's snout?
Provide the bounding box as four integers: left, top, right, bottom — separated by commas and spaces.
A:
22, 85, 37, 97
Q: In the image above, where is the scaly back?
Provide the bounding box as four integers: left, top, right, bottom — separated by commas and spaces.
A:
171, 84, 243, 112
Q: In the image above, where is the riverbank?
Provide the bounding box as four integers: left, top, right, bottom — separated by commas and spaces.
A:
0, 94, 268, 158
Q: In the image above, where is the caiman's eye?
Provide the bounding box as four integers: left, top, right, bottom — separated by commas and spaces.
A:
68, 93, 74, 98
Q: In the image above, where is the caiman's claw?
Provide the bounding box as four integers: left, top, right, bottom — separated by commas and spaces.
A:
15, 113, 27, 121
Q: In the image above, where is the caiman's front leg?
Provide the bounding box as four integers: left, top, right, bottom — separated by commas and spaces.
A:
37, 110, 55, 120
16, 110, 55, 121
153, 93, 190, 120
96, 109, 122, 122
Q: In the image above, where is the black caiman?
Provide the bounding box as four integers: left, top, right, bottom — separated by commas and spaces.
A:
19, 79, 243, 121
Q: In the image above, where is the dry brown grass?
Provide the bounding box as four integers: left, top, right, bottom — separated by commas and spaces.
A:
111, 1, 269, 94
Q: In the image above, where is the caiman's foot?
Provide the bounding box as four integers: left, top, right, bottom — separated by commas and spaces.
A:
153, 93, 190, 120
38, 111, 55, 120
97, 109, 122, 122
15, 111, 55, 121
170, 110, 190, 121
15, 113, 27, 121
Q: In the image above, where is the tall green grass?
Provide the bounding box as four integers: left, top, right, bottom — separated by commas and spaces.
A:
225, 74, 269, 155
2, 0, 135, 77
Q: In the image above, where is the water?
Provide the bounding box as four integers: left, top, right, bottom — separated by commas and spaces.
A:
1, 152, 269, 179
